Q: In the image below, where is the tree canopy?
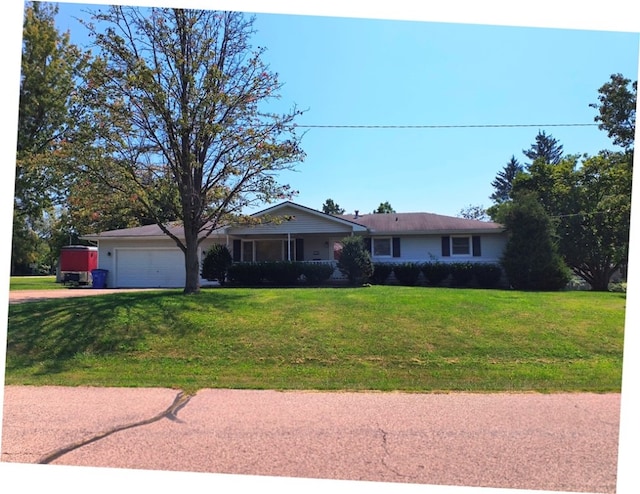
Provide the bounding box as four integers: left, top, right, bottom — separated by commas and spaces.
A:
373, 201, 395, 214
13, 2, 89, 274
322, 198, 345, 215
590, 73, 637, 150
511, 151, 632, 290
458, 204, 489, 221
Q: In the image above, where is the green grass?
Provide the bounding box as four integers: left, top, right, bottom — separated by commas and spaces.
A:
9, 275, 65, 290
4, 286, 626, 394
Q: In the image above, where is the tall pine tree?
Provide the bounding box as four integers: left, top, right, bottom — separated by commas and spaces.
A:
490, 155, 523, 204
522, 130, 564, 167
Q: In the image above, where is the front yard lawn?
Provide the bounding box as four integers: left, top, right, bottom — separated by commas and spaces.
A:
4, 286, 626, 393
9, 275, 64, 291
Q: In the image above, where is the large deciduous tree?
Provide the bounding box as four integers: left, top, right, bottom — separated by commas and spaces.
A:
590, 73, 637, 150
13, 2, 88, 274
79, 7, 305, 293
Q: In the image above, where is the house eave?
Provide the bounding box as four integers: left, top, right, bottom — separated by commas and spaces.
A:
366, 228, 506, 236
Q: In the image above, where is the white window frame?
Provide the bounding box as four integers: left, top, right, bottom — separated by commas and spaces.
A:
450, 236, 471, 256
372, 237, 392, 257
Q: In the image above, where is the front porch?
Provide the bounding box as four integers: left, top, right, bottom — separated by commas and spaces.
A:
227, 233, 346, 264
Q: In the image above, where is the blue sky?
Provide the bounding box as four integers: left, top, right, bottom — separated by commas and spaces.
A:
51, 1, 639, 217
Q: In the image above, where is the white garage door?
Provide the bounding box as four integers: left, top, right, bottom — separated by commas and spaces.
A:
115, 249, 185, 288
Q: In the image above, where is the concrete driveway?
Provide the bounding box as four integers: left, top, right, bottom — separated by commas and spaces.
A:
1, 386, 621, 493
7, 287, 170, 304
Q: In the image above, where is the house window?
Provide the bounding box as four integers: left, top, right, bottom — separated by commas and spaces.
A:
242, 241, 254, 261
373, 238, 392, 257
255, 240, 283, 262
242, 239, 297, 262
451, 236, 471, 256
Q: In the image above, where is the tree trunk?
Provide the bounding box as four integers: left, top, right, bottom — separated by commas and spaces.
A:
183, 229, 201, 295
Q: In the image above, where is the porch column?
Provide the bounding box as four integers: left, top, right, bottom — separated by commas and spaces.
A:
287, 233, 291, 261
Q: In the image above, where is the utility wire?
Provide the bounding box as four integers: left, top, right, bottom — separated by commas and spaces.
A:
294, 123, 598, 129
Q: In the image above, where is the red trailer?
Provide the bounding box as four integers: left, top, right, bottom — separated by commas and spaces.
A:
59, 245, 98, 286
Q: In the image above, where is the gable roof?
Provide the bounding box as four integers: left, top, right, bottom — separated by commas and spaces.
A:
81, 202, 504, 240
81, 201, 368, 240
244, 201, 368, 232
339, 211, 504, 235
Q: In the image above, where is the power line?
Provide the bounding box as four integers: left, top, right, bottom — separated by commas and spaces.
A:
294, 123, 598, 129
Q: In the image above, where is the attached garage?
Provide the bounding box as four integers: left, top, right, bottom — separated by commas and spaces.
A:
114, 248, 185, 288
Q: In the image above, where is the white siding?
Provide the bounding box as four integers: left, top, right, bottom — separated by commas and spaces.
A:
369, 234, 507, 263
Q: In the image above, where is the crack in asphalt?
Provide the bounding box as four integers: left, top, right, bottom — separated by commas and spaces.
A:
36, 391, 192, 464
377, 427, 414, 480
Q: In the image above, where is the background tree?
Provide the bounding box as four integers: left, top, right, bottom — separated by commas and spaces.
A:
509, 151, 631, 290
78, 7, 305, 294
373, 201, 395, 214
322, 198, 345, 215
458, 204, 489, 221
522, 130, 564, 167
494, 192, 571, 291
490, 155, 523, 204
589, 73, 637, 150
13, 2, 88, 274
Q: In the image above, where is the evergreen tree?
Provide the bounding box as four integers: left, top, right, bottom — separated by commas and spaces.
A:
490, 155, 523, 204
523, 130, 564, 167
336, 236, 373, 285
496, 192, 571, 291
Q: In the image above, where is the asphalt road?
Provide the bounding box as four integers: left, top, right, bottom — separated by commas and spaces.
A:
1, 386, 621, 493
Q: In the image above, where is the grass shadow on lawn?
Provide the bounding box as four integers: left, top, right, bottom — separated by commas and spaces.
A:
5, 290, 249, 375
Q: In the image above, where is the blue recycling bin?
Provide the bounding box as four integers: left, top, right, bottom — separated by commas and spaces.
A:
91, 269, 108, 289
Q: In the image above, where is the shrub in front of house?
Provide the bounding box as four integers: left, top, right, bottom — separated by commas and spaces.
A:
421, 262, 450, 286
337, 236, 374, 285
371, 263, 394, 285
392, 262, 422, 286
201, 244, 233, 285
300, 263, 335, 285
449, 262, 475, 287
227, 262, 264, 286
261, 261, 303, 286
472, 263, 503, 288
